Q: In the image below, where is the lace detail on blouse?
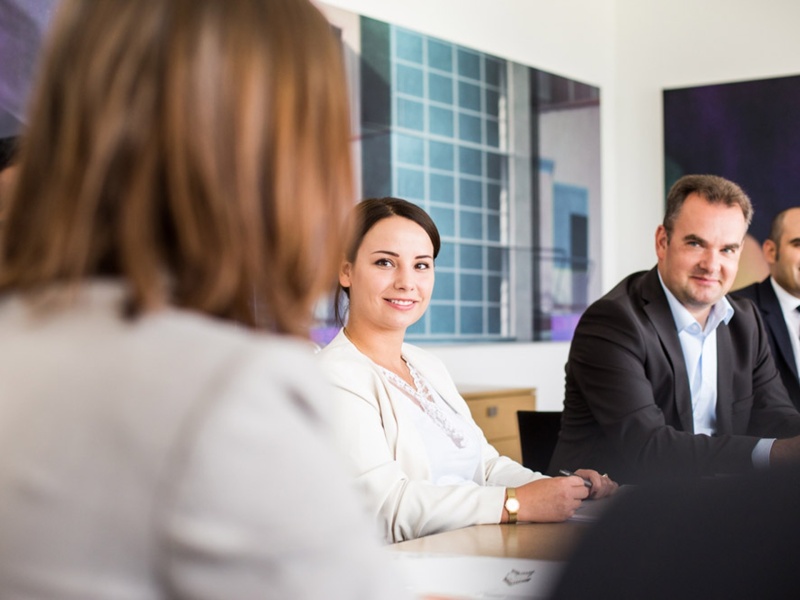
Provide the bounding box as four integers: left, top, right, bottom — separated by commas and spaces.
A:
380, 360, 467, 448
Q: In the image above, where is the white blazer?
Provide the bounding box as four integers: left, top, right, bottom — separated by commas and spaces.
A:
319, 329, 545, 543
0, 282, 410, 600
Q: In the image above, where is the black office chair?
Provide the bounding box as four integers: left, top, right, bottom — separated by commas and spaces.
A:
516, 410, 562, 473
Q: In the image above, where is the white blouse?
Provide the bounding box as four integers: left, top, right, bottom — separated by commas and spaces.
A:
382, 361, 483, 486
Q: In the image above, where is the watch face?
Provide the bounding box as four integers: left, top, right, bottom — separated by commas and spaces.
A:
506, 498, 520, 512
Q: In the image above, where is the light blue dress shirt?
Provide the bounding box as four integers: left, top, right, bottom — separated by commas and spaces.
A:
658, 274, 773, 468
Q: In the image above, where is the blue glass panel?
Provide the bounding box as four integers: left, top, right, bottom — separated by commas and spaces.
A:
553, 183, 590, 260
485, 89, 500, 117
458, 82, 481, 111
457, 49, 480, 80
459, 178, 482, 207
487, 183, 501, 211
488, 275, 502, 302
429, 73, 453, 104
396, 30, 423, 63
396, 64, 423, 96
488, 213, 500, 241
458, 113, 482, 144
396, 134, 424, 165
429, 106, 454, 137
436, 241, 455, 268
487, 152, 502, 179
434, 270, 455, 299
458, 146, 482, 175
487, 246, 503, 272
461, 210, 483, 239
486, 119, 499, 147
460, 274, 483, 301
485, 58, 501, 86
398, 98, 424, 130
431, 206, 455, 237
397, 168, 424, 198
430, 304, 456, 334
460, 306, 483, 333
428, 141, 454, 170
430, 173, 454, 203
428, 39, 453, 71
460, 244, 483, 270
488, 306, 501, 334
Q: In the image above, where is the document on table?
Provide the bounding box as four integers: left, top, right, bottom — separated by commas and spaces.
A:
568, 497, 611, 523
391, 552, 564, 599
568, 484, 636, 523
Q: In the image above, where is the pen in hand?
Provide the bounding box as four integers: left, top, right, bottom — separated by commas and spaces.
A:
559, 469, 593, 491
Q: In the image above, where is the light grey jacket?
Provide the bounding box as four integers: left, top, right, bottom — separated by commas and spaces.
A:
0, 282, 410, 600
319, 329, 544, 543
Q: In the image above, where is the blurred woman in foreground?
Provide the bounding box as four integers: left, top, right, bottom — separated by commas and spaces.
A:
0, 1, 410, 598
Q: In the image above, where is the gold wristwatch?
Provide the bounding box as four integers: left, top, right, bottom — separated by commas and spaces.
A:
504, 487, 520, 524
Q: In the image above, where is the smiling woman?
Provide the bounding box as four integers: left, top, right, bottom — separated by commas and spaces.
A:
339, 212, 437, 371
318, 197, 618, 543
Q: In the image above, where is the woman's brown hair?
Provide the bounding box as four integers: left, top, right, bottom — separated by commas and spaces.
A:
0, 0, 354, 336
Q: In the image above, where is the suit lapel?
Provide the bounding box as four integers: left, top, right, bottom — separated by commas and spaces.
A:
641, 269, 695, 433
715, 322, 734, 434
758, 279, 799, 380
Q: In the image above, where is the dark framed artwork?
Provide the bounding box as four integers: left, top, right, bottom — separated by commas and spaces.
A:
664, 74, 800, 287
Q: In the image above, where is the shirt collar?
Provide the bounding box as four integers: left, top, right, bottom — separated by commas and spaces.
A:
769, 276, 800, 313
657, 271, 734, 334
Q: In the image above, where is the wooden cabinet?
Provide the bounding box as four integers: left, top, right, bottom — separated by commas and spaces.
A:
458, 385, 536, 464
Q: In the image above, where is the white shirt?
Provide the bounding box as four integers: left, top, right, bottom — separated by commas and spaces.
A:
387, 373, 483, 486
375, 358, 482, 485
659, 275, 773, 468
661, 277, 734, 435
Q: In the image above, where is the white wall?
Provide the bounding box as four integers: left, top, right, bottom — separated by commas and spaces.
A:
612, 0, 800, 282
319, 0, 800, 409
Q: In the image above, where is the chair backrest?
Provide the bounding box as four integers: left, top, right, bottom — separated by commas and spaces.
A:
516, 410, 562, 474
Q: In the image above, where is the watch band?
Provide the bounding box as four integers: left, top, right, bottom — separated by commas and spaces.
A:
504, 487, 519, 524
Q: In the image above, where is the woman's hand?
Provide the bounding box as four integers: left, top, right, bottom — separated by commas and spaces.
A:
503, 470, 621, 523
510, 477, 590, 523
574, 469, 619, 499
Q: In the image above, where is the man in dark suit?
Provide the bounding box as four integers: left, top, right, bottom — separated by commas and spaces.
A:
549, 174, 800, 483
732, 207, 800, 410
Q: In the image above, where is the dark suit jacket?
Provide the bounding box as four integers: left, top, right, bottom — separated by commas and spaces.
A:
549, 466, 800, 600
549, 267, 800, 483
732, 277, 800, 410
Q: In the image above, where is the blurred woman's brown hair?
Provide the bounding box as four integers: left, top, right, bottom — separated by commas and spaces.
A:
0, 0, 353, 336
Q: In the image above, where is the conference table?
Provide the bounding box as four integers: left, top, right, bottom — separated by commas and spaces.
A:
391, 520, 589, 562
388, 522, 590, 599
386, 504, 618, 598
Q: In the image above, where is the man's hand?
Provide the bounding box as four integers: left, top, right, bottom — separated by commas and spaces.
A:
770, 434, 800, 466
574, 469, 619, 499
